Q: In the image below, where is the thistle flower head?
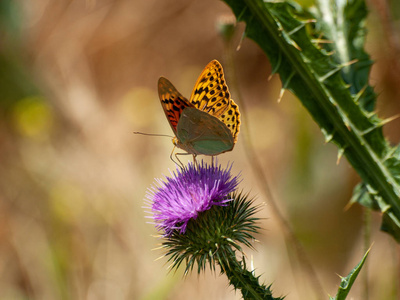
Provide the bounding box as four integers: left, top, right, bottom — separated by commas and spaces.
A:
146, 161, 240, 235
145, 162, 275, 298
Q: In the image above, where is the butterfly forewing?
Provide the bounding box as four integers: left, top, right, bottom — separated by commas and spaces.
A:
158, 77, 193, 133
189, 60, 231, 118
189, 60, 240, 144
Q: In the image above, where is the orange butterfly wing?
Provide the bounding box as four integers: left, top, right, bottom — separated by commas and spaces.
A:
158, 77, 193, 133
189, 60, 240, 143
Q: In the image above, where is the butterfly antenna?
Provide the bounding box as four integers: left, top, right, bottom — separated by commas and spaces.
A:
133, 132, 174, 138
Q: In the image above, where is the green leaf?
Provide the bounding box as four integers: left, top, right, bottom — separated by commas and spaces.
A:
330, 249, 369, 300
350, 182, 378, 210
221, 0, 400, 242
314, 0, 376, 111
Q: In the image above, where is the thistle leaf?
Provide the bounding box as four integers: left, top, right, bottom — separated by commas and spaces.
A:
222, 0, 400, 242
329, 249, 369, 300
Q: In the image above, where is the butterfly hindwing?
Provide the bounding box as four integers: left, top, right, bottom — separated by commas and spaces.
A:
217, 99, 240, 144
158, 77, 193, 133
176, 107, 234, 155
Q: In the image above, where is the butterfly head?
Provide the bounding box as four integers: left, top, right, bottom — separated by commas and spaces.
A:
172, 135, 198, 155
172, 136, 187, 152
172, 137, 179, 147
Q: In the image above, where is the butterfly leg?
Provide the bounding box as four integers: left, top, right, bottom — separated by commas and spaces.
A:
192, 154, 198, 169
170, 153, 183, 169
211, 156, 215, 168
174, 152, 194, 169
170, 146, 184, 169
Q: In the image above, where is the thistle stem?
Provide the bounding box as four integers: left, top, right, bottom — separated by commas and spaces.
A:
218, 254, 283, 300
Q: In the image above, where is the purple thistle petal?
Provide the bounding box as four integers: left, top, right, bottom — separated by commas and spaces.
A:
145, 161, 240, 235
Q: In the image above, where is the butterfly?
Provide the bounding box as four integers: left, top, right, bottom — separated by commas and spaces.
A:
158, 60, 240, 157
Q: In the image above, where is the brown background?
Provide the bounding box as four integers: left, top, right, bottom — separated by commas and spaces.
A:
1, 0, 400, 299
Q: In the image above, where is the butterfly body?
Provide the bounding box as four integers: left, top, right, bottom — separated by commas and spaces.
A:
158, 60, 240, 156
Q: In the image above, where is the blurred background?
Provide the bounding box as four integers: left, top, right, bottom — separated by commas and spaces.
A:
1, 0, 400, 299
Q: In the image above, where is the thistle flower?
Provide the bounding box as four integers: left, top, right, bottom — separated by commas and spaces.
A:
146, 161, 240, 235
145, 161, 283, 299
